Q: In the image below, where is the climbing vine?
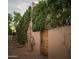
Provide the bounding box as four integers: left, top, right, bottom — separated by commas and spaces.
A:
16, 7, 31, 45
32, 1, 48, 31
32, 0, 71, 31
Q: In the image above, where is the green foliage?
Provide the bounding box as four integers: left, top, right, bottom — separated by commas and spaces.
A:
16, 7, 31, 45
32, 1, 48, 31
8, 13, 13, 23
13, 0, 71, 45
8, 26, 12, 35
32, 0, 71, 31
8, 13, 13, 35
13, 12, 21, 29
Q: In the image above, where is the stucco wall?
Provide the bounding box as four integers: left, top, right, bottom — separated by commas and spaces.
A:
28, 23, 71, 59
32, 31, 41, 55
48, 26, 71, 59
27, 21, 41, 55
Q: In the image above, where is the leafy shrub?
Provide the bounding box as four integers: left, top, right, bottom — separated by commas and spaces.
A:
16, 7, 31, 45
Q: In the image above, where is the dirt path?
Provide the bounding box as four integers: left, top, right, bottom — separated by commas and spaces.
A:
8, 37, 48, 59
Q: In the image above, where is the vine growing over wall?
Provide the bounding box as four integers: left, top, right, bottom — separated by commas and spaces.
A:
32, 1, 48, 31
32, 0, 71, 31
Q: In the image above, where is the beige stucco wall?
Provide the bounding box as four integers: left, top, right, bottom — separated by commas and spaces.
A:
28, 21, 71, 58
32, 31, 41, 55
48, 26, 71, 59
27, 21, 41, 55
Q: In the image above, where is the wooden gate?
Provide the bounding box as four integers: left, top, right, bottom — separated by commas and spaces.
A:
41, 30, 48, 56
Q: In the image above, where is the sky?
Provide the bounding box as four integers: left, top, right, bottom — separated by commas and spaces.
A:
8, 0, 39, 15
